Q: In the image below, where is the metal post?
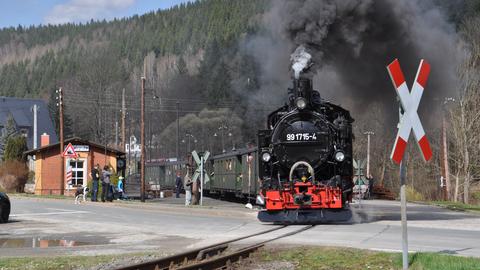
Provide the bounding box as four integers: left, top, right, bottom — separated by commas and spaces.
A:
104, 104, 107, 164
140, 76, 146, 203
442, 108, 450, 200
364, 131, 374, 178
32, 104, 38, 149
176, 101, 180, 160
367, 134, 370, 178
220, 128, 225, 153
115, 121, 119, 148
400, 152, 409, 270
200, 155, 204, 206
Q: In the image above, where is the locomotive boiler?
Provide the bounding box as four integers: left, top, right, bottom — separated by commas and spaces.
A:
257, 74, 354, 224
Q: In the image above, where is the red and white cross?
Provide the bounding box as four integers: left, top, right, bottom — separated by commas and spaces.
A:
387, 59, 432, 164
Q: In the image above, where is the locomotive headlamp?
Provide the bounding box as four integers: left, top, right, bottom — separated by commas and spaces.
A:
334, 150, 345, 162
295, 97, 307, 110
261, 152, 271, 162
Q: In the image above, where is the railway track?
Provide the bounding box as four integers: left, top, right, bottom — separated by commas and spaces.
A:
115, 225, 314, 270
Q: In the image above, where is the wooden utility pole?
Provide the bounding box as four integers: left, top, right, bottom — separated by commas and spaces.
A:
121, 88, 126, 151
140, 75, 146, 203
57, 87, 64, 195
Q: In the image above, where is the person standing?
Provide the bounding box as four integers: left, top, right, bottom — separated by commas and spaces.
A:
184, 167, 193, 206
175, 171, 183, 198
91, 164, 100, 202
101, 165, 112, 202
117, 176, 124, 200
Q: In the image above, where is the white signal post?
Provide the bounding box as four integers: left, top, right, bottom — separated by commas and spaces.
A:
192, 150, 210, 206
387, 58, 432, 270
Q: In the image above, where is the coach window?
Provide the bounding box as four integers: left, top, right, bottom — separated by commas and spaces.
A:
69, 160, 84, 186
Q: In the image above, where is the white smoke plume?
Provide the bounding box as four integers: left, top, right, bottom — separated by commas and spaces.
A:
291, 45, 312, 79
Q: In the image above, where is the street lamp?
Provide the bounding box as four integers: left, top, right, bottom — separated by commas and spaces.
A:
218, 125, 228, 153
364, 131, 374, 179
185, 133, 196, 155
442, 97, 455, 201
181, 139, 186, 158
228, 132, 235, 150
213, 133, 218, 154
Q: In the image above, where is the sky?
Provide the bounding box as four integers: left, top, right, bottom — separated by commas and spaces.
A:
0, 0, 193, 29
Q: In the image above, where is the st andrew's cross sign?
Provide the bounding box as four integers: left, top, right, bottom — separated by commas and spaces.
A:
387, 59, 432, 164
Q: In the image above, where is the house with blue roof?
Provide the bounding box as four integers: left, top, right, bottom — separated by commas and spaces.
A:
0, 97, 58, 155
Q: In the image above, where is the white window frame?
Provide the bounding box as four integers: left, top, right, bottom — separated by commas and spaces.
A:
66, 158, 88, 188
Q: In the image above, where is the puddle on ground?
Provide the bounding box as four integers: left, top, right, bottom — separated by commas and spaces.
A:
0, 238, 97, 248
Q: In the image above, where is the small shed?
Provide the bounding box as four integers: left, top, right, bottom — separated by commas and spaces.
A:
24, 137, 125, 196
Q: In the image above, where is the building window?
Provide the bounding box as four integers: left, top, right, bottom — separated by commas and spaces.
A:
69, 160, 84, 186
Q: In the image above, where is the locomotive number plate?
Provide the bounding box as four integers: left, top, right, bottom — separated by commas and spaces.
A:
286, 133, 317, 141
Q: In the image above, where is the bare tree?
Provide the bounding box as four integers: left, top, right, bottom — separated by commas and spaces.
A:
449, 17, 480, 203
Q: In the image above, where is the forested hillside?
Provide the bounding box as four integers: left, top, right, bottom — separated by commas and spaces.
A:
0, 0, 265, 98
0, 0, 269, 156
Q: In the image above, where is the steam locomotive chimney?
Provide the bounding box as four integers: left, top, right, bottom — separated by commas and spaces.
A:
289, 75, 315, 110
289, 45, 317, 110
293, 77, 313, 99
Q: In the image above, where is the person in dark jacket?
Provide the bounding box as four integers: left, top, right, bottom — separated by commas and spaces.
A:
101, 165, 112, 202
175, 171, 183, 198
91, 164, 100, 202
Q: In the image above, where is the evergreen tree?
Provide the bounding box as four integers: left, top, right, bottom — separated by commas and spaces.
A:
4, 135, 28, 161
0, 114, 18, 160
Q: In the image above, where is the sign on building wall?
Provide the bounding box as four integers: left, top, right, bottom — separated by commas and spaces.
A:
73, 145, 89, 152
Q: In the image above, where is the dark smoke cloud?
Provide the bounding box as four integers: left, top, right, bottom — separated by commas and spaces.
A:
248, 0, 461, 128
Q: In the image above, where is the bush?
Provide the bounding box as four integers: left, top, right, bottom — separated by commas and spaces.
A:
27, 171, 35, 184
0, 160, 29, 192
406, 186, 424, 201
472, 191, 480, 202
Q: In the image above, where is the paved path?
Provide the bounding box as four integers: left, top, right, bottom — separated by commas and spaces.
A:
1, 196, 479, 258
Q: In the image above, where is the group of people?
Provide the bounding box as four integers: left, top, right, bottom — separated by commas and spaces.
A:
90, 164, 125, 202
175, 165, 194, 206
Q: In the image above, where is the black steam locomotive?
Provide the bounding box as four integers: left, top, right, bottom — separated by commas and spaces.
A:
257, 75, 354, 223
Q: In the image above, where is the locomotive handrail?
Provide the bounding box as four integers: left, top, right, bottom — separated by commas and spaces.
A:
289, 161, 315, 183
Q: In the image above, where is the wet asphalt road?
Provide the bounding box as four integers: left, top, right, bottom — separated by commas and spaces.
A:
1, 196, 479, 258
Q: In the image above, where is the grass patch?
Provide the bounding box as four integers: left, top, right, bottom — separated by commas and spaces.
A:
0, 252, 158, 270
408, 252, 480, 270
432, 201, 480, 212
258, 247, 480, 270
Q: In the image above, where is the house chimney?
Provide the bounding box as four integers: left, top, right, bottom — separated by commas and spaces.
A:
41, 133, 50, 147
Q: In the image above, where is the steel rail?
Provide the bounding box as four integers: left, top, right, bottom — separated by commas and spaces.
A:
176, 225, 315, 270
114, 225, 288, 270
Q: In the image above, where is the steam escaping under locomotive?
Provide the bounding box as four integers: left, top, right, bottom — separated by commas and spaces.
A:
257, 54, 354, 223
